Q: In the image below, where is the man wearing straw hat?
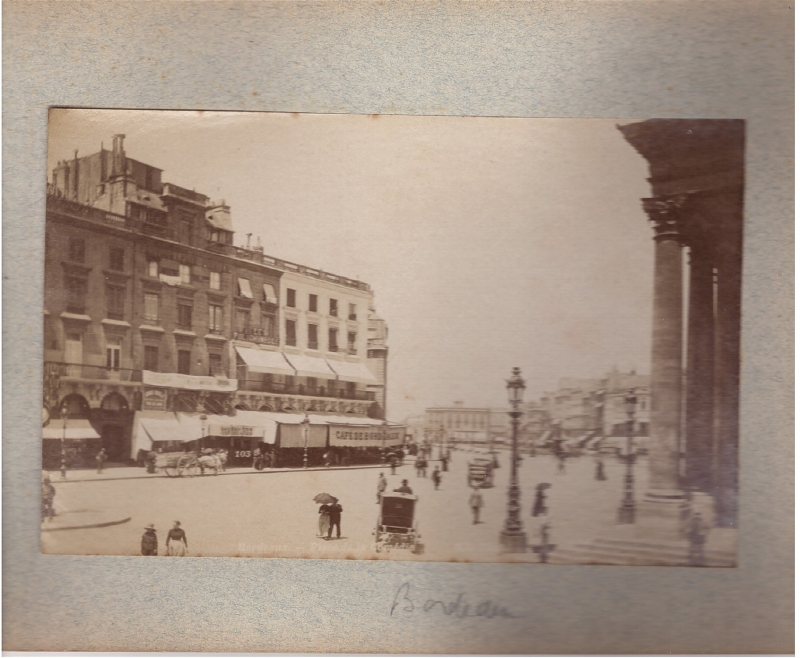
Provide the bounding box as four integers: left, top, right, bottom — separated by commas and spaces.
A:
141, 524, 158, 556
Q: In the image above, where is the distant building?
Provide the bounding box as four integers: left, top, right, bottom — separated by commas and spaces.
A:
43, 134, 391, 467
424, 401, 490, 446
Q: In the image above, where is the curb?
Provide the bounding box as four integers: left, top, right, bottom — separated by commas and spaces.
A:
42, 515, 132, 532
53, 462, 414, 484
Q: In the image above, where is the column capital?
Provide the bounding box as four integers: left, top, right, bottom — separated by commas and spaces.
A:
642, 194, 688, 240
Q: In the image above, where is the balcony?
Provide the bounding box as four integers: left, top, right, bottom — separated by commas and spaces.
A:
238, 379, 375, 401
232, 327, 279, 346
46, 361, 142, 382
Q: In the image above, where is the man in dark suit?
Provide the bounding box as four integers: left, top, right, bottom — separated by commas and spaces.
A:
327, 497, 343, 540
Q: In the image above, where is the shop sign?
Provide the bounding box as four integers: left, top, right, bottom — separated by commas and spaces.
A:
209, 423, 264, 438
143, 388, 167, 411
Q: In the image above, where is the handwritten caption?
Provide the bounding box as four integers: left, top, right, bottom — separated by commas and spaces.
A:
390, 582, 522, 620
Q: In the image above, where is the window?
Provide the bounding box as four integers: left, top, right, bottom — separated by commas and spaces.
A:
64, 333, 83, 365
177, 303, 193, 330
328, 327, 338, 352
286, 288, 296, 308
348, 303, 357, 321
308, 323, 318, 350
148, 260, 158, 277
346, 381, 356, 396
262, 283, 277, 304
177, 349, 192, 375
179, 264, 191, 285
68, 238, 85, 263
107, 285, 125, 320
109, 247, 124, 271
306, 377, 317, 393
235, 308, 250, 333
237, 277, 253, 298
347, 331, 357, 354
209, 304, 223, 333
144, 345, 159, 371
329, 298, 338, 317
208, 353, 222, 377
65, 277, 87, 314
143, 293, 159, 322
262, 314, 275, 337
327, 378, 336, 394
106, 337, 121, 371
286, 319, 296, 346
309, 294, 318, 312
209, 271, 221, 290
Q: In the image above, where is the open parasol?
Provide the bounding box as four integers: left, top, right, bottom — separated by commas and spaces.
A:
313, 493, 337, 505
536, 483, 552, 491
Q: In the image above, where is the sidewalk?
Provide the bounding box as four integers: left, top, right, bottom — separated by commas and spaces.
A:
41, 508, 131, 532
49, 460, 409, 484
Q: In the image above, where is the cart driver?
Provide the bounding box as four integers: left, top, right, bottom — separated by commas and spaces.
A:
394, 479, 413, 494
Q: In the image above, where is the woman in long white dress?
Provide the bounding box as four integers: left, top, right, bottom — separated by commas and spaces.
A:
166, 520, 188, 556
318, 504, 331, 538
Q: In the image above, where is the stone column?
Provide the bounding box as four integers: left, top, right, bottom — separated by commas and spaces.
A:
685, 244, 715, 493
638, 196, 689, 539
712, 233, 742, 528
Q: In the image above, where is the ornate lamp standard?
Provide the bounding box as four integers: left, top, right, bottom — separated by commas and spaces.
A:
199, 413, 207, 452
60, 404, 69, 478
500, 367, 528, 553
302, 414, 310, 468
382, 420, 388, 462
617, 389, 638, 524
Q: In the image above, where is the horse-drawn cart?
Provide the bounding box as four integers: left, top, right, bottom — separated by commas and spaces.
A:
467, 457, 495, 488
155, 452, 202, 478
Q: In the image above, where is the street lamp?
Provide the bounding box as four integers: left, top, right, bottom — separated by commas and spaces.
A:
301, 413, 310, 469
382, 419, 388, 463
500, 367, 528, 553
617, 389, 638, 524
60, 404, 68, 478
199, 413, 207, 452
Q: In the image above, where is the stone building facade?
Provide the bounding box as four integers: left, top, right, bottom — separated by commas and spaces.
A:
43, 134, 389, 466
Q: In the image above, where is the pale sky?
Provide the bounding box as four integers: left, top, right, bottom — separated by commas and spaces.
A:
48, 110, 654, 422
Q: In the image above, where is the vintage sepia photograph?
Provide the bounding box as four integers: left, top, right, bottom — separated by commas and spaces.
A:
41, 109, 742, 566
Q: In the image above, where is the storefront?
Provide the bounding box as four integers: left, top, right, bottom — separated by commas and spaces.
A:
42, 419, 101, 469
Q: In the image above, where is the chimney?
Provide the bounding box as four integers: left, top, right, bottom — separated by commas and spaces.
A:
111, 134, 126, 177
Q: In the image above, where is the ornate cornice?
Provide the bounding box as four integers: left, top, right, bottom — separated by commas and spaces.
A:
642, 194, 688, 241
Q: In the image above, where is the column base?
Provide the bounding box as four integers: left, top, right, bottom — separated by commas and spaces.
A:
635, 490, 690, 541
499, 529, 528, 553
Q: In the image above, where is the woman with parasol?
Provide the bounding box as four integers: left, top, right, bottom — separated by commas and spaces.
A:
532, 483, 551, 517
314, 493, 336, 537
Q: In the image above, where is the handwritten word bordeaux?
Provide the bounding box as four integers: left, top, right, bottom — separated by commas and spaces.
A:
390, 582, 521, 619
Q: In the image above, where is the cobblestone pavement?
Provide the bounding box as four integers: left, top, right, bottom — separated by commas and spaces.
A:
43, 448, 656, 562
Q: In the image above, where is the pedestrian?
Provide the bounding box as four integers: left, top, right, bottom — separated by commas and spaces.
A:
594, 454, 606, 481
318, 503, 331, 537
395, 479, 413, 494
141, 524, 158, 556
441, 453, 449, 472
533, 518, 555, 563
217, 448, 228, 472
556, 452, 566, 475
323, 451, 332, 468
389, 455, 397, 475
688, 512, 709, 566
469, 488, 484, 524
377, 472, 387, 503
432, 466, 442, 490
420, 456, 428, 478
59, 458, 67, 479
532, 488, 548, 517
166, 520, 188, 556
41, 474, 56, 522
95, 448, 107, 474
147, 449, 158, 474
326, 498, 342, 540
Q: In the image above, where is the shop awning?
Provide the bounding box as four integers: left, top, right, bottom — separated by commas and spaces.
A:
130, 411, 192, 458
277, 423, 329, 448
235, 347, 295, 376
282, 353, 336, 378
43, 419, 100, 440
237, 277, 253, 299
209, 410, 275, 443
324, 359, 379, 384
262, 284, 278, 304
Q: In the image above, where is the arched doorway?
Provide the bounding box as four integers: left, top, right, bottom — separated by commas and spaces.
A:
58, 393, 90, 419
101, 424, 127, 461
101, 392, 129, 412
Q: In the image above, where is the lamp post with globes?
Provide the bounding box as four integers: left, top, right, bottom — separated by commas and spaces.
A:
500, 367, 528, 553
302, 414, 311, 468
617, 389, 638, 524
60, 404, 69, 478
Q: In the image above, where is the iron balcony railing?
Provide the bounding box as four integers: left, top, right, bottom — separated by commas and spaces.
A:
238, 378, 375, 401
45, 361, 143, 382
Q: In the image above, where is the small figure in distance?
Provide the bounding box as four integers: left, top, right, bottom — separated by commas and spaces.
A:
394, 479, 413, 494
141, 523, 158, 556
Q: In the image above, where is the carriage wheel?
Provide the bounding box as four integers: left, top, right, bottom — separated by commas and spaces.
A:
163, 464, 179, 478
178, 455, 200, 477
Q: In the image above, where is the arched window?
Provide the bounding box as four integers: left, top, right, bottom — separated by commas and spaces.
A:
59, 393, 90, 419
100, 392, 129, 411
